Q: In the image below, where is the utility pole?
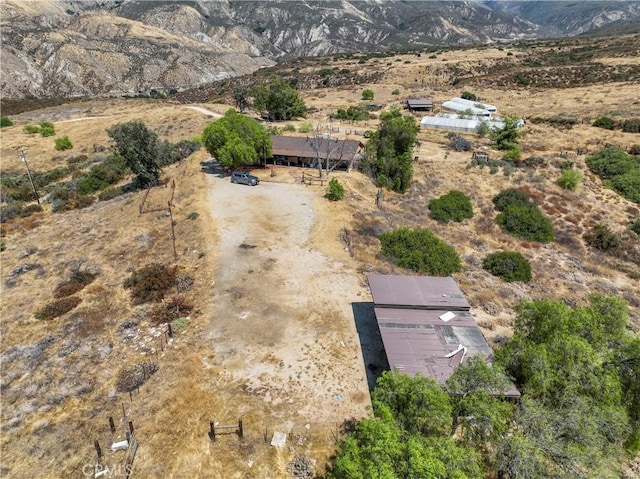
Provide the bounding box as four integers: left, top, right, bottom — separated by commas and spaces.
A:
18, 149, 40, 205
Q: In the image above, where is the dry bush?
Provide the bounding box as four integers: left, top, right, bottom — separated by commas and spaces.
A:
123, 263, 177, 304
34, 296, 82, 320
115, 360, 158, 392
149, 295, 194, 325
53, 269, 98, 298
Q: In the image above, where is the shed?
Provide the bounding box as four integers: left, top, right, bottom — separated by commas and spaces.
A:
404, 99, 434, 112
269, 136, 363, 170
367, 274, 520, 397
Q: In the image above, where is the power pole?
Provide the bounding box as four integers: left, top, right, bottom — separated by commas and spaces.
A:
18, 150, 40, 205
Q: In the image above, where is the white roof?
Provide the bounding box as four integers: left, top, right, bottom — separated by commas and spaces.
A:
420, 116, 507, 132
442, 101, 492, 117
450, 97, 498, 113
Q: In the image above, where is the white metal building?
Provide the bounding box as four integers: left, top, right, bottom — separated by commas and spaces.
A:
450, 97, 498, 113
441, 100, 492, 118
420, 115, 509, 133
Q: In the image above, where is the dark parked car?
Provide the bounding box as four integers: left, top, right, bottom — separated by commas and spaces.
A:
230, 171, 259, 186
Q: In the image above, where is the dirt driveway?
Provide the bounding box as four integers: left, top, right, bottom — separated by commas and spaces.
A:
205, 167, 371, 429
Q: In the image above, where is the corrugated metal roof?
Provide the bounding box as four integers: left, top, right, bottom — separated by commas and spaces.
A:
271, 135, 362, 161
406, 99, 433, 108
367, 275, 520, 397
367, 274, 470, 310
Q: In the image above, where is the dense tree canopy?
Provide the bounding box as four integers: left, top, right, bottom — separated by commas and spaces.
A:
202, 109, 272, 169
327, 295, 639, 479
362, 109, 419, 193
107, 121, 160, 188
326, 371, 484, 479
251, 76, 306, 121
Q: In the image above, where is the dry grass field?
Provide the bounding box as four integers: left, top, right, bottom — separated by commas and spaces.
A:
1, 34, 640, 478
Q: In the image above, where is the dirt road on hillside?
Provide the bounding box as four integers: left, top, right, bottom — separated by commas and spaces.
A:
205, 166, 371, 427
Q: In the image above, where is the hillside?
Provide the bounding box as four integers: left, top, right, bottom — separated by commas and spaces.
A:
2, 0, 640, 101
1, 34, 640, 478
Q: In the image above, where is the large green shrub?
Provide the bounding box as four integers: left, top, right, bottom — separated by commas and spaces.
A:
428, 190, 474, 222
54, 136, 73, 151
333, 105, 370, 121
483, 251, 532, 282
557, 169, 582, 191
631, 217, 640, 235
584, 224, 621, 252
325, 178, 345, 201
123, 263, 177, 304
496, 204, 555, 242
379, 227, 462, 276
492, 188, 532, 211
39, 121, 55, 137
592, 115, 614, 130
586, 147, 640, 203
361, 89, 374, 100
75, 155, 128, 195
1, 116, 13, 128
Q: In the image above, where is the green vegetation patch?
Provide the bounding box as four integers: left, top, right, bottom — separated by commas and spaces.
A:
493, 189, 554, 242
379, 227, 461, 276
586, 147, 640, 203
483, 251, 532, 282
325, 178, 345, 201
428, 190, 474, 223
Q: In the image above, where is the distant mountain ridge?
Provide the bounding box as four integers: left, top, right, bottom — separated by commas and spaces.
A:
2, 0, 639, 99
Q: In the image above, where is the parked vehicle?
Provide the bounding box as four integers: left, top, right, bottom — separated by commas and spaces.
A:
230, 171, 259, 186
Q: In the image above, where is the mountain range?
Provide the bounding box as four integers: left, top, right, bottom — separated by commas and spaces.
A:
1, 0, 639, 100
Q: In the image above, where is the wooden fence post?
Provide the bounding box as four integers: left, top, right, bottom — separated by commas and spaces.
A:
109, 416, 116, 434
209, 421, 216, 442
94, 440, 102, 460
238, 418, 243, 439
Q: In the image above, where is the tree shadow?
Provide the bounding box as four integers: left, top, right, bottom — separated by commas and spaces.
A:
199, 159, 228, 178
351, 302, 388, 391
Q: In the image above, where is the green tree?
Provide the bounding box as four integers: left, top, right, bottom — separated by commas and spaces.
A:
495, 296, 634, 476
201, 109, 272, 169
232, 85, 251, 113
373, 371, 453, 437
252, 76, 306, 121
490, 116, 521, 158
379, 227, 461, 276
428, 190, 474, 222
0, 116, 13, 128
361, 89, 375, 100
107, 121, 161, 188
461, 91, 477, 101
362, 109, 419, 193
327, 372, 484, 479
54, 136, 73, 151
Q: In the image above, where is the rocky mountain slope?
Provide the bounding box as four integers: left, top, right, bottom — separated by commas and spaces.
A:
2, 0, 639, 100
